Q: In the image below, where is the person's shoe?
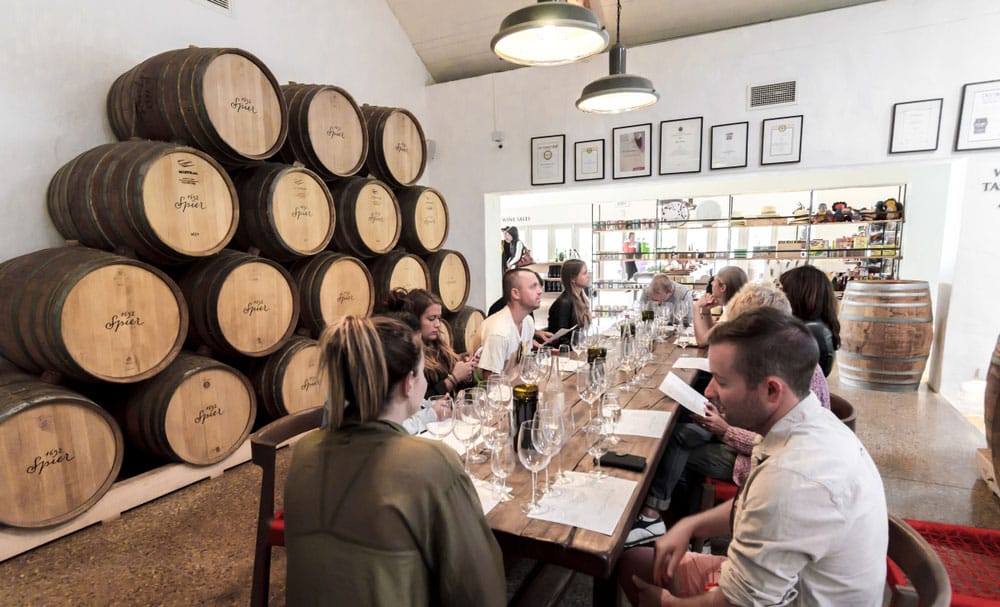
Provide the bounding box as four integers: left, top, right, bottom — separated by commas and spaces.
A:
625, 515, 665, 547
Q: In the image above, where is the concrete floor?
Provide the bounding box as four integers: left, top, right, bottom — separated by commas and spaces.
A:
2, 373, 998, 606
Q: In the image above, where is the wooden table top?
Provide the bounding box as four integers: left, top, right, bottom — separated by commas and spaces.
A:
474, 340, 700, 579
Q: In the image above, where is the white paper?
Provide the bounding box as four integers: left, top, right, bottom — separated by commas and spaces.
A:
615, 410, 672, 438
658, 371, 708, 416
673, 357, 711, 372
542, 326, 576, 346
544, 357, 584, 373
471, 478, 500, 515
527, 471, 637, 536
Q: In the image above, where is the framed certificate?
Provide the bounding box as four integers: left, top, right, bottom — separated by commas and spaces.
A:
659, 117, 703, 175
956, 80, 1000, 151
531, 134, 565, 185
890, 99, 942, 154
612, 123, 652, 179
710, 122, 748, 170
574, 139, 605, 181
760, 115, 803, 165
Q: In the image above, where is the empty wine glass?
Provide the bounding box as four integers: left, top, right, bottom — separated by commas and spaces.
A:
571, 329, 588, 359
592, 359, 608, 402
602, 392, 623, 446
485, 375, 512, 412
453, 400, 482, 473
535, 406, 565, 497
520, 352, 542, 385
517, 420, 551, 515
425, 394, 454, 439
674, 298, 691, 334
618, 335, 637, 392
491, 431, 516, 502
584, 419, 610, 480
458, 388, 488, 463
535, 347, 551, 372
553, 402, 576, 486
576, 364, 599, 419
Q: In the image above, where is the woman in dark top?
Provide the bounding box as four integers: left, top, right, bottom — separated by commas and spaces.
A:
502, 226, 525, 271
780, 265, 841, 376
382, 289, 477, 396
547, 259, 592, 346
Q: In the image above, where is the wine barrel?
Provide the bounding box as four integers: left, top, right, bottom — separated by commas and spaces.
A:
47, 140, 239, 264
0, 247, 187, 383
280, 83, 368, 179
290, 252, 374, 336
327, 177, 401, 258
438, 317, 453, 350
368, 251, 430, 309
124, 353, 256, 465
231, 163, 335, 261
394, 186, 449, 254
0, 373, 124, 528
986, 334, 1000, 484
107, 47, 287, 166
838, 280, 933, 392
360, 105, 426, 187
179, 250, 299, 357
249, 336, 325, 419
423, 249, 470, 314
444, 306, 485, 356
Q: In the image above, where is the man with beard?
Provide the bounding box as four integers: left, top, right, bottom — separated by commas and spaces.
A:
620, 308, 887, 606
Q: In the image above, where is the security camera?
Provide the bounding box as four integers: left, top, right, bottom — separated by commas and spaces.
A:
492, 130, 505, 150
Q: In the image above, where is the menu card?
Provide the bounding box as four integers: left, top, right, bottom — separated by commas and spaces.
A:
527, 471, 637, 535
615, 410, 672, 438
673, 357, 712, 372
658, 372, 708, 416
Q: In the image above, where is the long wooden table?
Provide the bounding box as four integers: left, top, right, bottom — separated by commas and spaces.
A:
471, 341, 699, 605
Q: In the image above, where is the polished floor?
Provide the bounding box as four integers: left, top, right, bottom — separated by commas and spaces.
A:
2, 373, 998, 606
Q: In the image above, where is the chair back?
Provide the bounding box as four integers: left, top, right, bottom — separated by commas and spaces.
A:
830, 393, 857, 432
887, 514, 951, 607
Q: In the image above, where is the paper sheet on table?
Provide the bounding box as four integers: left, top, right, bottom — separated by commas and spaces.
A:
544, 357, 584, 373
541, 326, 576, 346
658, 372, 708, 416
615, 409, 672, 438
673, 357, 711, 372
471, 478, 499, 515
527, 471, 637, 536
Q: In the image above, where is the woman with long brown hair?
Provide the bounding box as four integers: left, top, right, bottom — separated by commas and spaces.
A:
779, 265, 841, 376
283, 316, 505, 605
382, 288, 477, 396
546, 259, 592, 346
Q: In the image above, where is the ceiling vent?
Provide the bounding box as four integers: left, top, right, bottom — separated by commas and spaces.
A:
191, 0, 231, 14
747, 80, 797, 110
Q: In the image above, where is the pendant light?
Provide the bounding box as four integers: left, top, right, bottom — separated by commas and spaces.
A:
576, 0, 658, 114
491, 0, 610, 67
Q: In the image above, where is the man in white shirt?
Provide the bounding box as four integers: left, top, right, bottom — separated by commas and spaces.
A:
478, 269, 546, 381
622, 307, 887, 607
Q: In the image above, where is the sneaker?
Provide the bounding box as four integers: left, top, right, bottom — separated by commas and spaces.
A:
625, 515, 665, 547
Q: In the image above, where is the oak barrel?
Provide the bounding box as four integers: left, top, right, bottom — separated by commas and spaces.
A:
986, 334, 1000, 484
125, 353, 256, 465
360, 105, 426, 188
838, 280, 933, 392
107, 47, 287, 167
394, 186, 449, 254
279, 84, 368, 179
290, 252, 375, 336
47, 140, 239, 264
368, 251, 430, 309
231, 163, 335, 261
179, 250, 299, 357
0, 373, 124, 528
444, 306, 486, 356
327, 177, 401, 258
423, 249, 470, 313
0, 247, 187, 383
249, 336, 325, 419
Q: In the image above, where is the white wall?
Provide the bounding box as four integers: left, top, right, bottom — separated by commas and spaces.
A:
0, 0, 430, 262
422, 0, 1000, 406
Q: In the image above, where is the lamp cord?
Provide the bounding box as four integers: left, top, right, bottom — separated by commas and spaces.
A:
616, 0, 621, 45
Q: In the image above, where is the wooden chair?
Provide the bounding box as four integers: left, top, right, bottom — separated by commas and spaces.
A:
830, 393, 857, 432
886, 515, 952, 607
250, 407, 324, 607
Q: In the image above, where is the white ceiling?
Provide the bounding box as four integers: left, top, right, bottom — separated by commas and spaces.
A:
385, 0, 881, 83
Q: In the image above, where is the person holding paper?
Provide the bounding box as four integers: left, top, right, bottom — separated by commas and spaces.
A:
620, 308, 886, 607
639, 274, 693, 325
478, 269, 550, 381
547, 259, 592, 346
284, 316, 506, 606
692, 266, 747, 346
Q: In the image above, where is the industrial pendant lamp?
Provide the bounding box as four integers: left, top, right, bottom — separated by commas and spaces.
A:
491, 0, 610, 67
576, 0, 658, 113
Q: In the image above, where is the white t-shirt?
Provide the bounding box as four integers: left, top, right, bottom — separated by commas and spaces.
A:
478, 306, 534, 376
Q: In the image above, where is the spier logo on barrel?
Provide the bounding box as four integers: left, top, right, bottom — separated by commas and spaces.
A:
292, 205, 313, 220
337, 290, 355, 304
105, 310, 145, 332
395, 142, 409, 153
230, 96, 258, 114
300, 376, 321, 391
243, 299, 270, 316
326, 125, 345, 139
175, 194, 208, 212
25, 447, 75, 476
194, 403, 225, 425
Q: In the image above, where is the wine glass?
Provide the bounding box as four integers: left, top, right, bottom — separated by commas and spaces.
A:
576, 364, 599, 419
571, 329, 588, 360
453, 400, 482, 473
490, 431, 516, 502
517, 420, 550, 515
485, 375, 512, 412
425, 394, 454, 439
602, 392, 623, 446
584, 419, 610, 479
520, 352, 542, 385
535, 347, 551, 373
535, 406, 566, 496
618, 335, 637, 392
674, 298, 690, 334
458, 388, 488, 463
591, 359, 608, 402
553, 402, 576, 486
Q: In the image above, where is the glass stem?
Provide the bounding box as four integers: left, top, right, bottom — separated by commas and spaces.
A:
531, 471, 538, 508
464, 442, 470, 472
557, 451, 564, 478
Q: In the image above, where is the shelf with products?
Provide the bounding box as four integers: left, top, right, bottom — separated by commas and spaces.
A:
589, 185, 907, 308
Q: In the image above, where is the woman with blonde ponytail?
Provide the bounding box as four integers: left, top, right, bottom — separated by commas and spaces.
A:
283, 316, 505, 606
546, 259, 592, 346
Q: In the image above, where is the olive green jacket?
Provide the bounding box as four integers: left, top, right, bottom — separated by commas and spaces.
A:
284, 419, 505, 606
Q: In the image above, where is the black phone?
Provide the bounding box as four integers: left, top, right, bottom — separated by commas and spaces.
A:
598, 452, 647, 472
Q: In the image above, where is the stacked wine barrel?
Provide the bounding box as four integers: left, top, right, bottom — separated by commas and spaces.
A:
0, 44, 485, 528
